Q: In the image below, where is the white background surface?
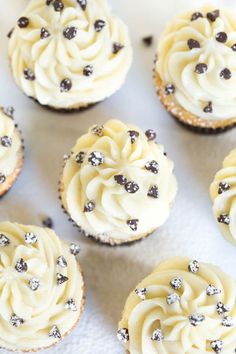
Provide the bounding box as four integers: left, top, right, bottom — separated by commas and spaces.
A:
1, 0, 236, 353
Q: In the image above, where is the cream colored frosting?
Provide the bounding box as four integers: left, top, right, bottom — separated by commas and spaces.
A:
60, 119, 177, 244
210, 148, 236, 246
156, 6, 236, 120
0, 222, 84, 351
118, 257, 236, 353
0, 108, 22, 184
8, 0, 132, 109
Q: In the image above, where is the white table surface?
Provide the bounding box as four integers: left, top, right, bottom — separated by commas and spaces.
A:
1, 0, 236, 353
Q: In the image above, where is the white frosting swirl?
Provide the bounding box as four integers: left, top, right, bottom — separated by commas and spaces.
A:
8, 0, 132, 109
156, 6, 236, 120
0, 222, 84, 351
0, 108, 23, 194
210, 148, 236, 246
118, 257, 236, 353
60, 119, 177, 244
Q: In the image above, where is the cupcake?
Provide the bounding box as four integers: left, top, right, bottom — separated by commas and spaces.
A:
8, 0, 132, 111
210, 148, 236, 246
60, 119, 177, 245
0, 221, 84, 351
155, 6, 236, 133
118, 257, 236, 353
0, 107, 24, 197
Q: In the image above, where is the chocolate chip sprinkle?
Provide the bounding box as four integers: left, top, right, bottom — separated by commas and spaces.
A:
151, 329, 164, 342
94, 19, 106, 32
49, 325, 61, 339
218, 182, 230, 194
187, 39, 200, 50
206, 284, 221, 296
83, 64, 93, 77
215, 32, 228, 43
113, 42, 124, 54
128, 130, 139, 144
57, 255, 67, 268
0, 173, 6, 184
25, 232, 37, 245
10, 314, 24, 327
217, 302, 230, 315
191, 12, 203, 21
7, 28, 14, 39
218, 214, 230, 225
165, 84, 175, 95
1, 136, 12, 148
17, 17, 29, 29
60, 78, 72, 92
203, 101, 213, 114
166, 293, 180, 305
77, 0, 87, 11
28, 278, 40, 291
145, 160, 159, 174
114, 175, 127, 186
145, 129, 156, 141
222, 316, 234, 327
53, 0, 64, 12
211, 340, 223, 353
207, 9, 220, 22
147, 185, 159, 199
117, 328, 129, 343
91, 125, 103, 137
188, 260, 199, 273
0, 234, 10, 247
170, 277, 182, 290
125, 181, 139, 194
220, 68, 231, 80
195, 63, 208, 74
56, 273, 68, 285
63, 26, 77, 40
15, 258, 28, 273
65, 298, 77, 311
135, 288, 147, 300
3, 106, 14, 118
70, 243, 80, 256
40, 27, 50, 39
231, 44, 236, 51
127, 219, 139, 232
88, 151, 104, 166
189, 313, 205, 326
42, 217, 54, 229
75, 151, 85, 164
142, 36, 153, 47
84, 201, 95, 212
24, 68, 35, 81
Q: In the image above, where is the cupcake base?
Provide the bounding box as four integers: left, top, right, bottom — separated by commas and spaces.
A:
154, 72, 236, 134
0, 150, 24, 197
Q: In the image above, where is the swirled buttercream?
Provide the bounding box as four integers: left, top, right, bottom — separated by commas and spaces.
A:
118, 257, 236, 353
210, 148, 236, 246
8, 0, 132, 110
0, 222, 84, 351
60, 119, 177, 245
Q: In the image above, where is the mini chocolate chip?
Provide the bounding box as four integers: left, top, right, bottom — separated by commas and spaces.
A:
135, 288, 147, 300
17, 17, 29, 28
10, 315, 24, 327
0, 173, 6, 184
231, 44, 236, 51
75, 151, 85, 164
77, 0, 87, 10
145, 160, 159, 174
113, 42, 124, 54
60, 78, 72, 92
151, 329, 164, 342
117, 328, 129, 343
114, 175, 127, 186
145, 129, 156, 141
188, 260, 199, 273
220, 68, 231, 80
142, 36, 153, 46
206, 284, 221, 296
218, 214, 230, 225
217, 302, 230, 315
191, 12, 203, 21
195, 63, 208, 74
28, 278, 40, 291
24, 68, 35, 81
203, 101, 213, 113
40, 27, 50, 39
189, 313, 205, 326
57, 255, 67, 268
187, 39, 200, 49
53, 0, 64, 11
25, 232, 37, 245
94, 19, 106, 32
127, 219, 139, 231
63, 26, 77, 40
218, 182, 230, 194
170, 277, 182, 290
83, 64, 93, 76
215, 32, 228, 43
70, 243, 80, 256
84, 201, 95, 212
125, 181, 139, 194
56, 273, 68, 285
15, 258, 28, 273
0, 234, 10, 246
7, 28, 14, 38
166, 293, 180, 305
88, 151, 104, 166
128, 130, 139, 144
211, 340, 223, 353
165, 84, 175, 95
42, 217, 53, 228
65, 298, 77, 311
3, 107, 14, 118
1, 136, 12, 148
91, 125, 103, 136
147, 185, 159, 199
49, 325, 61, 339
207, 9, 220, 22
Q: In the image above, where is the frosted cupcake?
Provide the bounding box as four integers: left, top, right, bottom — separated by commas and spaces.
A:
155, 6, 236, 133
0, 107, 24, 197
8, 0, 132, 111
60, 119, 177, 245
0, 222, 84, 351
210, 148, 236, 246
118, 257, 236, 353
